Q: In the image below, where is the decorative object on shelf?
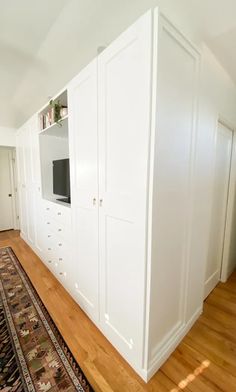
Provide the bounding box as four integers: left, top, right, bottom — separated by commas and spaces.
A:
0, 246, 93, 392
60, 106, 68, 118
49, 99, 63, 126
39, 114, 45, 130
45, 111, 51, 128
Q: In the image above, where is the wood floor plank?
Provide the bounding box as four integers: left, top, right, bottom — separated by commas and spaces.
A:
175, 342, 236, 392
184, 322, 236, 378
161, 348, 217, 392
1, 230, 236, 392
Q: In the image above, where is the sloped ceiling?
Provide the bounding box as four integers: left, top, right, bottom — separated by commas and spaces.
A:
0, 0, 236, 128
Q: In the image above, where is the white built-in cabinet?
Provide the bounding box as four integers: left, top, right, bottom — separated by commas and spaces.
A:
98, 14, 152, 367
16, 8, 203, 381
68, 59, 99, 322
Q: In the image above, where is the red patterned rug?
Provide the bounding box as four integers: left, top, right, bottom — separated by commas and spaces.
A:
0, 247, 93, 391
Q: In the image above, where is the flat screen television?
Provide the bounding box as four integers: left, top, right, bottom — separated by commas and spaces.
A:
53, 159, 71, 204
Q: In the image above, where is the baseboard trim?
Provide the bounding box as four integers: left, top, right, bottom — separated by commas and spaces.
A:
204, 270, 220, 299
221, 263, 236, 283
20, 232, 44, 261
145, 307, 202, 382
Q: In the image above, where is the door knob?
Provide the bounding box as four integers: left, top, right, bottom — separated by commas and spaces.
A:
8, 194, 12, 197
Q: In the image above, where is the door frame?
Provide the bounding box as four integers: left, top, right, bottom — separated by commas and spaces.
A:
0, 146, 19, 231
9, 148, 19, 230
220, 117, 236, 282
216, 118, 236, 282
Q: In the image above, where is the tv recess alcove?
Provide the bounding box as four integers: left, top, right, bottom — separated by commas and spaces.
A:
38, 89, 71, 206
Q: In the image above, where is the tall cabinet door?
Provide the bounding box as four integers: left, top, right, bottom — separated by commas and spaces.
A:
16, 130, 28, 239
30, 116, 44, 255
24, 125, 36, 246
98, 11, 152, 367
68, 59, 99, 322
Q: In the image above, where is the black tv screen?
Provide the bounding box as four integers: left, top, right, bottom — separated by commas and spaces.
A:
53, 159, 70, 199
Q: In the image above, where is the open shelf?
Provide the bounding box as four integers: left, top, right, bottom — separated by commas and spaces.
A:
39, 90, 68, 132
38, 89, 70, 204
39, 115, 68, 138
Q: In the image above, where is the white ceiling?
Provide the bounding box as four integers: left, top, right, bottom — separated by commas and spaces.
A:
1, 0, 236, 128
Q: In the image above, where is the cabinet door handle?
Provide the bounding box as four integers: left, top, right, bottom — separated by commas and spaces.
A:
58, 228, 62, 232
99, 199, 103, 207
93, 198, 96, 206
57, 212, 62, 216
58, 243, 62, 247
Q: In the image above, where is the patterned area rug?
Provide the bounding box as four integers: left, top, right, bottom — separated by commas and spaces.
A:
0, 247, 93, 391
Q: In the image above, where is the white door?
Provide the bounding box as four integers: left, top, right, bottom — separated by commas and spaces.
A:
16, 130, 28, 238
24, 126, 35, 245
205, 123, 233, 298
0, 148, 14, 231
68, 59, 99, 322
98, 11, 152, 367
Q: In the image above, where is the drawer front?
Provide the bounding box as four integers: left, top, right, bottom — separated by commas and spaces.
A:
53, 251, 73, 290
42, 218, 72, 243
54, 205, 71, 226
42, 245, 55, 271
41, 200, 57, 216
41, 199, 71, 227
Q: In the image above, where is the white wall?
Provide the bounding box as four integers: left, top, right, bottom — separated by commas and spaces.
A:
195, 45, 236, 290
0, 126, 16, 147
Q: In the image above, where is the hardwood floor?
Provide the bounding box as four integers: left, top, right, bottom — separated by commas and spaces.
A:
1, 230, 236, 392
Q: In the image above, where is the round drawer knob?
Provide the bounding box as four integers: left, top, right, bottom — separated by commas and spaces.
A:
58, 212, 62, 216
58, 228, 62, 232
48, 247, 51, 251
48, 260, 52, 264
58, 243, 62, 247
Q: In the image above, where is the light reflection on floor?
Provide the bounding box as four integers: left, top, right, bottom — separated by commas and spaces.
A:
170, 360, 211, 391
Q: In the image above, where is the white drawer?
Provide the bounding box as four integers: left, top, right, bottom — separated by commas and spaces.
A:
41, 200, 57, 216
42, 207, 71, 229
54, 205, 71, 226
42, 249, 55, 271
53, 257, 72, 288
43, 219, 71, 242
41, 230, 55, 248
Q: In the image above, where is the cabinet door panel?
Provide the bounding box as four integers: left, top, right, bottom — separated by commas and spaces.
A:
24, 126, 35, 246
16, 131, 28, 238
98, 11, 152, 366
34, 194, 46, 254
68, 59, 99, 321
